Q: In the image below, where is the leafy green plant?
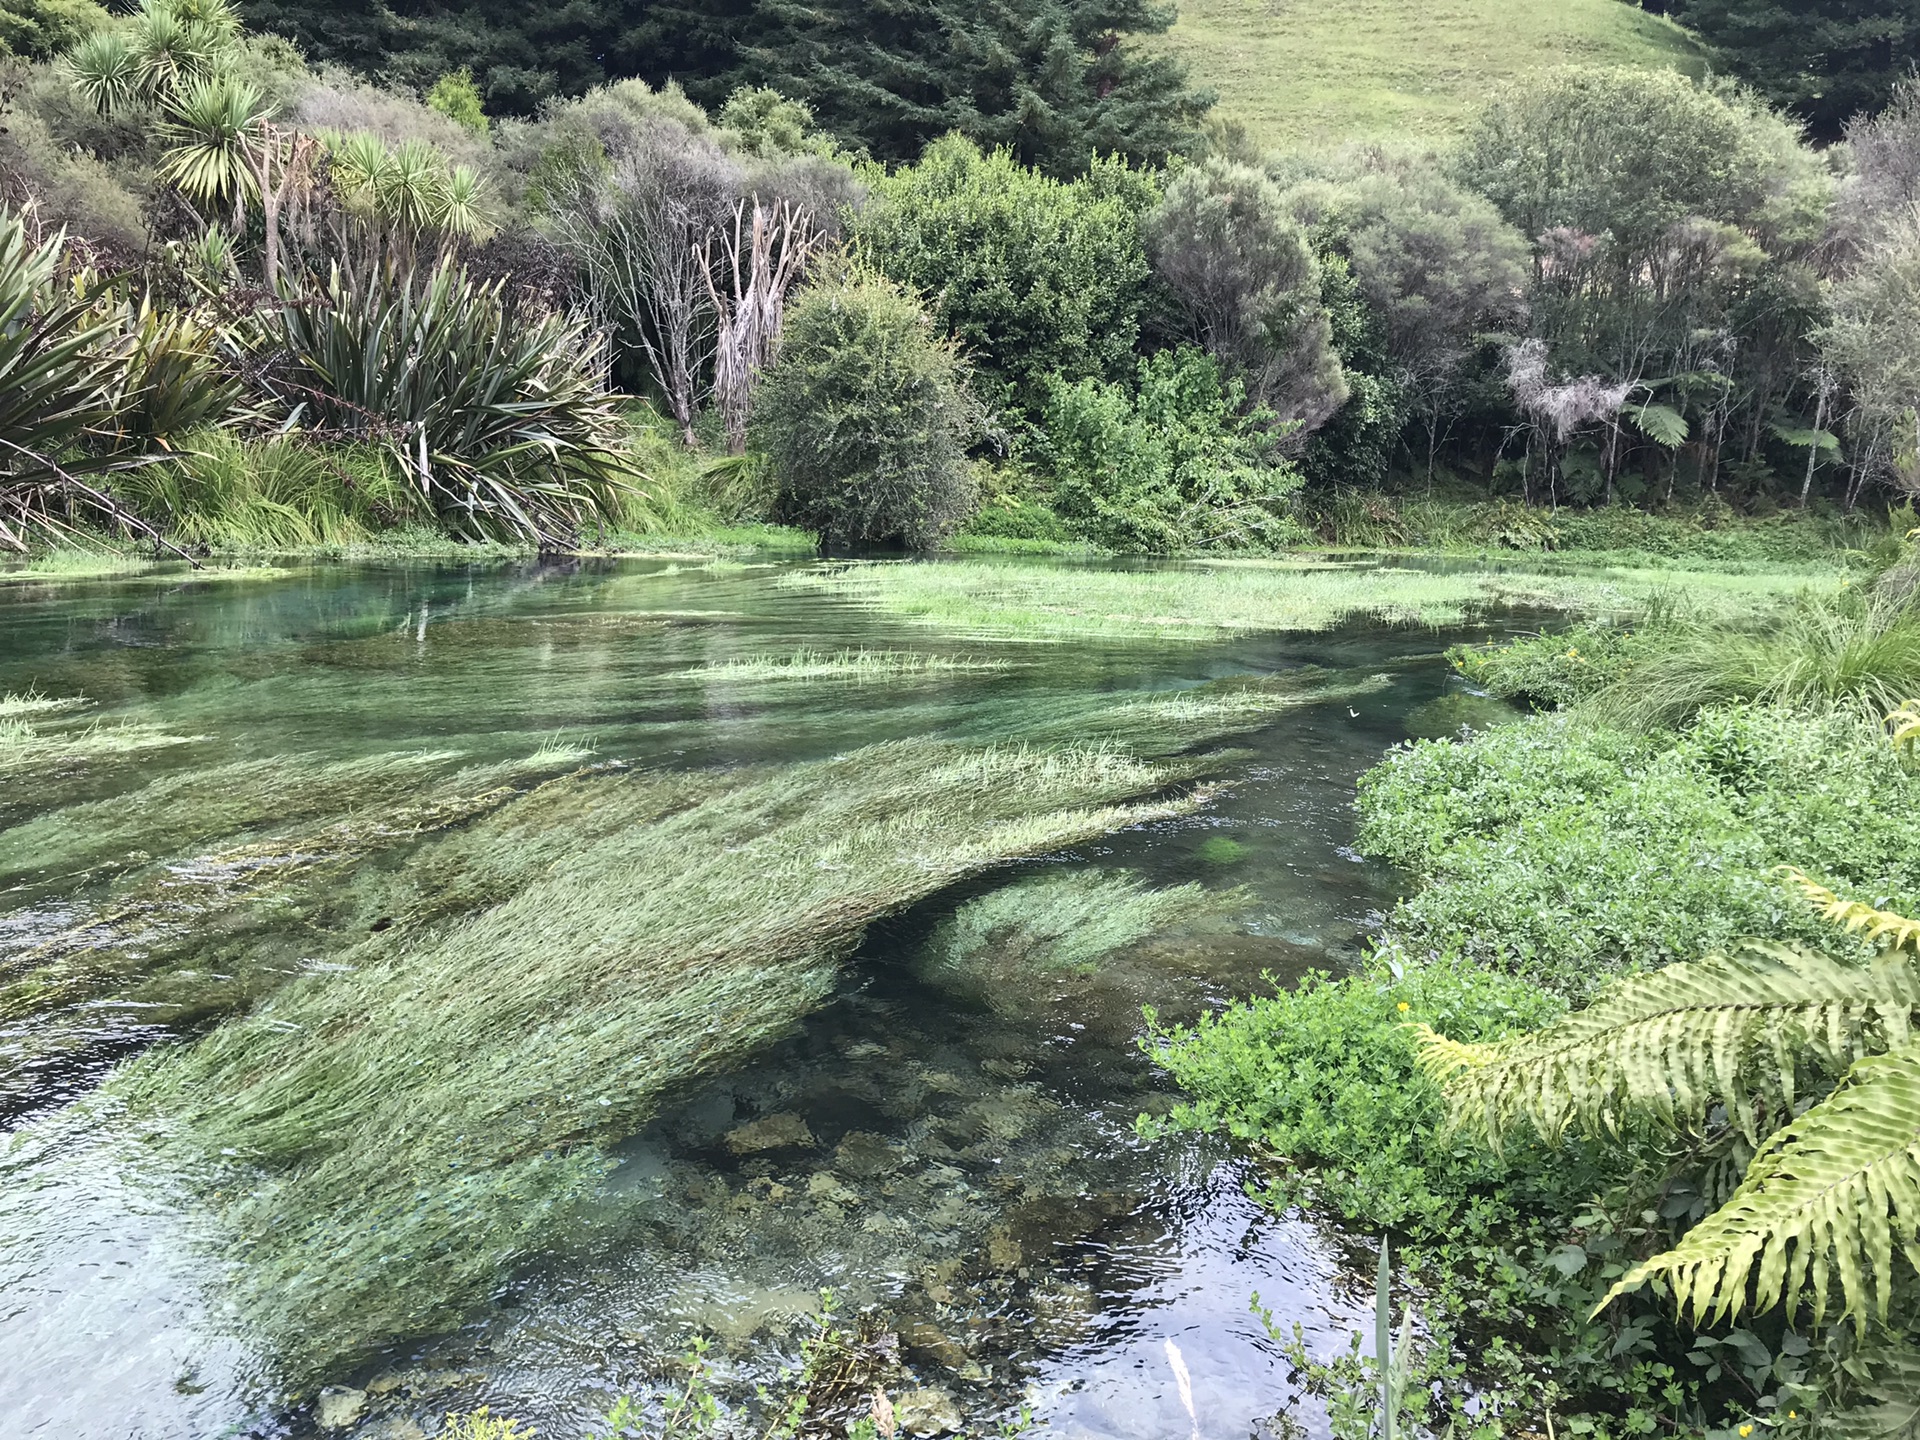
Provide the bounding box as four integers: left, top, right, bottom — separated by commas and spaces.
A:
268, 260, 638, 547
755, 270, 979, 549
1415, 872, 1920, 1338
1041, 346, 1306, 553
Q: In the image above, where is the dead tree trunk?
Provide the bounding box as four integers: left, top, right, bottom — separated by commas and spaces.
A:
699, 199, 819, 454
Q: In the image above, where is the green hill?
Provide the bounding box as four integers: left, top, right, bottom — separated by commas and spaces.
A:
1162, 0, 1709, 153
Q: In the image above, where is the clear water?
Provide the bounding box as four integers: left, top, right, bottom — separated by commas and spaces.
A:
0, 557, 1524, 1440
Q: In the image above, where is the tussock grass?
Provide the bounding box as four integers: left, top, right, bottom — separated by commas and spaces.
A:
1590, 591, 1920, 730
107, 736, 1215, 1376
779, 557, 1642, 641
669, 649, 1010, 683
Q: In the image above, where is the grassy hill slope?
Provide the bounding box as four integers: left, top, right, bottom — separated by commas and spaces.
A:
1162, 0, 1708, 153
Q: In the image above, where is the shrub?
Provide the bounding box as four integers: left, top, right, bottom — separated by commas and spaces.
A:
755, 271, 979, 549
1041, 347, 1306, 554
425, 67, 486, 134
850, 135, 1156, 421
1146, 950, 1575, 1236
1358, 705, 1920, 996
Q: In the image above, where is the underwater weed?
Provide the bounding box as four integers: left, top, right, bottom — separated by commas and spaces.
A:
921, 869, 1238, 1007
775, 557, 1713, 641
106, 734, 1216, 1377
669, 650, 1010, 683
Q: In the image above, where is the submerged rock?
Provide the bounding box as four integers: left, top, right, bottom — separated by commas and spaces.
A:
834, 1130, 903, 1178
894, 1387, 963, 1437
314, 1386, 366, 1430
725, 1113, 817, 1154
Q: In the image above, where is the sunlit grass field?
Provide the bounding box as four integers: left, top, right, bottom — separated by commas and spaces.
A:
1159, 0, 1707, 151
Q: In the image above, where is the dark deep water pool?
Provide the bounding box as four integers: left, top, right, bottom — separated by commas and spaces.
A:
0, 556, 1531, 1440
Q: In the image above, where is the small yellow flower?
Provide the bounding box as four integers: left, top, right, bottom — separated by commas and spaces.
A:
1787, 1413, 1797, 1421
1739, 1427, 1753, 1437
1397, 1001, 1410, 1013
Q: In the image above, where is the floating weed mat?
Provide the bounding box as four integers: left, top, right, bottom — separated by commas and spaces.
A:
0, 746, 589, 889
668, 650, 1011, 683
776, 557, 1808, 641
104, 737, 1215, 1380
916, 869, 1243, 1013
0, 693, 199, 791
0, 764, 593, 1115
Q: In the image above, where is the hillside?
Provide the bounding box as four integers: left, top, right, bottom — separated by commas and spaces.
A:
1161, 0, 1709, 152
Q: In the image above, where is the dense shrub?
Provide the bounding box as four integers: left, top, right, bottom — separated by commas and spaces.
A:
851, 135, 1157, 421
1147, 952, 1575, 1233
1041, 346, 1305, 553
1358, 705, 1920, 996
755, 272, 979, 549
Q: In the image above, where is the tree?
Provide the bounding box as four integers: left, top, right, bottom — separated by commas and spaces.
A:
1820, 209, 1920, 501
426, 67, 487, 135
1279, 156, 1530, 478
850, 134, 1156, 423
1665, 0, 1920, 141
737, 0, 1211, 173
1454, 67, 1833, 501
754, 271, 979, 549
1145, 157, 1347, 435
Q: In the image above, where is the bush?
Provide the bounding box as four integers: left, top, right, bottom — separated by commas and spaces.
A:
1357, 705, 1920, 996
1145, 157, 1346, 433
755, 271, 979, 549
1146, 951, 1576, 1234
1041, 346, 1306, 553
850, 135, 1156, 422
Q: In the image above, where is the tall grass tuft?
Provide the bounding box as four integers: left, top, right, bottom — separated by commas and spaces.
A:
111, 431, 423, 550
1591, 589, 1920, 729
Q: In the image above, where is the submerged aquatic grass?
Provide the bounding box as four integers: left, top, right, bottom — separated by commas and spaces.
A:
0, 693, 198, 785
670, 650, 1010, 683
107, 735, 1218, 1377
775, 557, 1785, 641
920, 869, 1237, 1009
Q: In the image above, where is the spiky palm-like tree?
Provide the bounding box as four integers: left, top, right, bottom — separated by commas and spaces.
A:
155, 74, 264, 218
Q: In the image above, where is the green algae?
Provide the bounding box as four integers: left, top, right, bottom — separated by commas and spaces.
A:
0, 692, 200, 789
105, 735, 1220, 1378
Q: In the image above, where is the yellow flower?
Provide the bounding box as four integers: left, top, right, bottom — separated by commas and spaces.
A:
1397, 1001, 1410, 1013
1740, 1427, 1754, 1437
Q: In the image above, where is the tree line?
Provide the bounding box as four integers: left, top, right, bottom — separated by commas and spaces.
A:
3, 0, 1919, 554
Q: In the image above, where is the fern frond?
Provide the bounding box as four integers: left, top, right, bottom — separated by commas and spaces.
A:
1607, 1046, 1920, 1332
1781, 867, 1920, 954
1825, 1332, 1920, 1440
1412, 941, 1920, 1147
1891, 699, 1920, 754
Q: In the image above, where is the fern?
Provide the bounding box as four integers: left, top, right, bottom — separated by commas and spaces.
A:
1412, 940, 1920, 1147
1781, 867, 1920, 954
1608, 1046, 1920, 1331
1826, 1333, 1920, 1440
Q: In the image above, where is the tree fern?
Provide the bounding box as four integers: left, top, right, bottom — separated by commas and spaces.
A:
1607, 1046, 1920, 1330
1412, 940, 1920, 1147
1826, 1333, 1920, 1440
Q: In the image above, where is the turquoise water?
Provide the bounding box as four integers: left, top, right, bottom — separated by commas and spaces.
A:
0, 557, 1522, 1439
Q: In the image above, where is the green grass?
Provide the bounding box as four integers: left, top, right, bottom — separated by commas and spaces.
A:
777, 555, 1827, 643
1162, 0, 1707, 152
